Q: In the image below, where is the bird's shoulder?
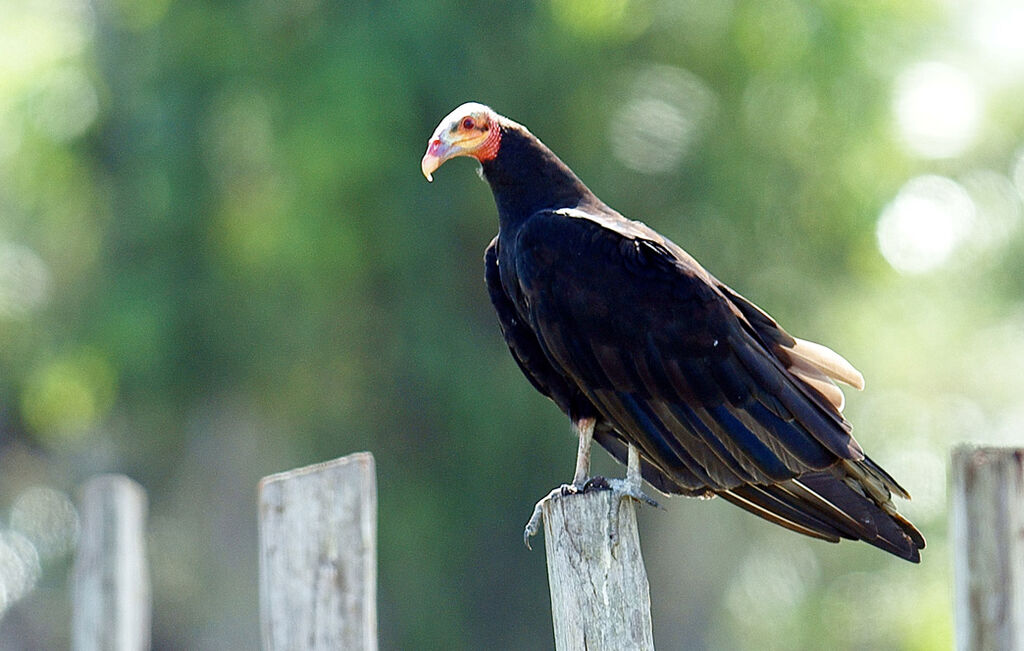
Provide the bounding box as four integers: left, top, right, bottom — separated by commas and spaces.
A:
507, 205, 733, 330
514, 204, 691, 262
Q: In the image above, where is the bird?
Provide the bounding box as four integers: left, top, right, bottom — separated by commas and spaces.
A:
421, 102, 924, 562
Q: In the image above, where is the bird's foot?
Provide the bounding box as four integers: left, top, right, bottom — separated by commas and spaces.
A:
523, 478, 609, 549
604, 477, 660, 547
606, 477, 660, 509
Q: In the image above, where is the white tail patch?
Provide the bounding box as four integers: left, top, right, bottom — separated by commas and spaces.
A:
790, 338, 865, 389
785, 338, 865, 412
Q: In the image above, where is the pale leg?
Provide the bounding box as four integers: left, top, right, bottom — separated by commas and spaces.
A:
606, 443, 659, 545
570, 417, 595, 489
523, 418, 596, 548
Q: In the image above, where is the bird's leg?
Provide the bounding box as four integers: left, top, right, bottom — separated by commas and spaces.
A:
523, 417, 596, 549
624, 443, 644, 493
606, 443, 660, 547
570, 416, 595, 490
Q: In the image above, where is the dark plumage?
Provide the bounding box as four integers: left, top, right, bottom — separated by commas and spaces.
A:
423, 103, 924, 562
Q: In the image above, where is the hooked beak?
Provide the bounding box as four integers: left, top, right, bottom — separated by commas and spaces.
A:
421, 137, 454, 182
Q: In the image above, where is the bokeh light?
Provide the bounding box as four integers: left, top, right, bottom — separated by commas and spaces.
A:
0, 242, 51, 319
10, 487, 80, 559
609, 65, 716, 174
876, 175, 976, 274
1012, 146, 1024, 200
0, 0, 94, 83
960, 170, 1023, 254
20, 351, 118, 445
966, 0, 1024, 74
547, 0, 651, 40
893, 61, 981, 159
0, 532, 41, 616
29, 66, 100, 143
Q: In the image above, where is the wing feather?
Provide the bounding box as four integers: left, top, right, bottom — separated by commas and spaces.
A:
500, 207, 923, 561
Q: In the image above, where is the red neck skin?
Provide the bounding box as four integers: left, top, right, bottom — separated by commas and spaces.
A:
472, 120, 502, 162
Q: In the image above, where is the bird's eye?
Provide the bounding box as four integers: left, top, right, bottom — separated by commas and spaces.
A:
462, 117, 475, 130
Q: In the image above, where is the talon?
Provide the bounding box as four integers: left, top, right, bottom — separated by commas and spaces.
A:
524, 524, 536, 550
603, 479, 658, 549
523, 485, 571, 549
607, 478, 660, 509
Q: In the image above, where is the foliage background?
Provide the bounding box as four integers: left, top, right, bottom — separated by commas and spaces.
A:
2, 0, 1023, 648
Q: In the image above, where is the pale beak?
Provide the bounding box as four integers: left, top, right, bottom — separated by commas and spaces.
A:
421, 137, 453, 182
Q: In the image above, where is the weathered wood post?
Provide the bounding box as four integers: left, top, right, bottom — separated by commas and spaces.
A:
951, 446, 1024, 651
258, 452, 378, 651
71, 474, 151, 651
542, 489, 655, 650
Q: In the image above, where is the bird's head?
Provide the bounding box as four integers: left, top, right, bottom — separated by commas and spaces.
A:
421, 102, 502, 182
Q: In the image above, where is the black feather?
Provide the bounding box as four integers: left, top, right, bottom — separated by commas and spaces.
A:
461, 109, 924, 561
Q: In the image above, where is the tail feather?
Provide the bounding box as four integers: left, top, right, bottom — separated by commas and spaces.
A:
797, 471, 923, 561
718, 460, 924, 562
721, 485, 845, 541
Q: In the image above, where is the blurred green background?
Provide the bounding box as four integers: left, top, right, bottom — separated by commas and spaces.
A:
2, 0, 1024, 648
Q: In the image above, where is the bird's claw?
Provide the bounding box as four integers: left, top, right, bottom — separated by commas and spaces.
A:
523, 476, 657, 549
523, 478, 612, 549
524, 486, 567, 549
605, 477, 660, 547
606, 477, 660, 509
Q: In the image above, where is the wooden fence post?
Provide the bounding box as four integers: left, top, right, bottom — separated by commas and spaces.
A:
542, 489, 655, 651
951, 446, 1024, 651
258, 452, 377, 651
71, 474, 151, 651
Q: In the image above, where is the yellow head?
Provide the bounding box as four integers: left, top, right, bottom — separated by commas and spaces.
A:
421, 102, 502, 181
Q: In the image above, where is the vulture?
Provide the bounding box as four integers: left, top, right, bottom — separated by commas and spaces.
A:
421, 102, 924, 562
